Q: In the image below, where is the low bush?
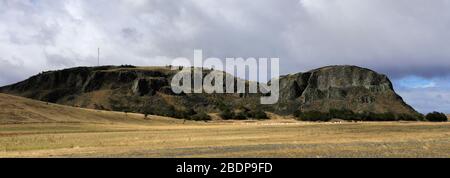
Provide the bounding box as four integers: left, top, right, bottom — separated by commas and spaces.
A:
294, 109, 424, 122
396, 113, 425, 121
329, 109, 356, 120
142, 102, 198, 119
293, 110, 303, 118
220, 108, 235, 120
425, 112, 448, 122
361, 112, 396, 121
190, 112, 212, 121
219, 107, 269, 120
295, 111, 331, 122
119, 64, 136, 68
248, 109, 269, 120
234, 112, 248, 120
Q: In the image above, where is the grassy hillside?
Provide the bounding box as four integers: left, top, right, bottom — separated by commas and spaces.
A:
0, 93, 449, 158
0, 93, 181, 125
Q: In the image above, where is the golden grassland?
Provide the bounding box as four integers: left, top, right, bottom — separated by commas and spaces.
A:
0, 93, 449, 158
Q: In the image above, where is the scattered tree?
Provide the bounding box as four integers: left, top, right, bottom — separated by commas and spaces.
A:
425, 112, 448, 122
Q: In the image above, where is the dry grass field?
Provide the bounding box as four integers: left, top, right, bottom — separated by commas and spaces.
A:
0, 94, 449, 158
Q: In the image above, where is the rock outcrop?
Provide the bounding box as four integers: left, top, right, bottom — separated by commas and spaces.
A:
274, 66, 417, 116
0, 65, 421, 120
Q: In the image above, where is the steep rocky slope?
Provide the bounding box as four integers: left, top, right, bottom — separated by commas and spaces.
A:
0, 66, 257, 118
275, 66, 418, 116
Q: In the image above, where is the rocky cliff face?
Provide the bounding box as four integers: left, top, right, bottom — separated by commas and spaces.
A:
0, 66, 255, 118
0, 65, 420, 120
0, 66, 177, 103
275, 66, 417, 116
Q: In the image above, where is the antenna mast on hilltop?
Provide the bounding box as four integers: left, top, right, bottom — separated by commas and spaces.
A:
97, 47, 100, 66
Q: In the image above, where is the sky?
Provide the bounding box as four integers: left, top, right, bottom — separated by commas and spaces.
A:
0, 0, 449, 113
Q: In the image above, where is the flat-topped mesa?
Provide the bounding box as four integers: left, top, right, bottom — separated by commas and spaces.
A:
0, 65, 421, 120
276, 65, 418, 116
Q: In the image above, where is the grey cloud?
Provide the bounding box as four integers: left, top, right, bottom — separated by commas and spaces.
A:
397, 87, 450, 114
45, 53, 76, 68
378, 64, 450, 79
33, 23, 61, 45
121, 27, 143, 43
0, 58, 32, 86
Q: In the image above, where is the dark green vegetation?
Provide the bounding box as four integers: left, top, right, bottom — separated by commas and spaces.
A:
294, 109, 424, 122
426, 112, 448, 122
293, 109, 448, 122
189, 112, 212, 121
142, 102, 211, 121
219, 106, 269, 120
0, 65, 424, 122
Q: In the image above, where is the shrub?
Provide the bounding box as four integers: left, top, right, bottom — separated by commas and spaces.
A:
425, 112, 448, 122
119, 64, 136, 68
293, 110, 303, 118
296, 111, 331, 122
377, 113, 396, 121
248, 109, 269, 120
358, 112, 397, 121
396, 113, 424, 121
144, 112, 150, 120
181, 108, 197, 118
170, 109, 194, 119
329, 109, 356, 120
294, 109, 422, 122
142, 102, 196, 119
219, 105, 268, 120
158, 105, 178, 118
190, 112, 211, 121
234, 112, 248, 120
220, 108, 235, 120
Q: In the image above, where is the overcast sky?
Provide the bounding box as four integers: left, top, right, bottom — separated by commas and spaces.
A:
0, 0, 449, 113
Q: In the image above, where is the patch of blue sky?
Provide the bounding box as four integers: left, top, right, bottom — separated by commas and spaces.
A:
395, 76, 437, 90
